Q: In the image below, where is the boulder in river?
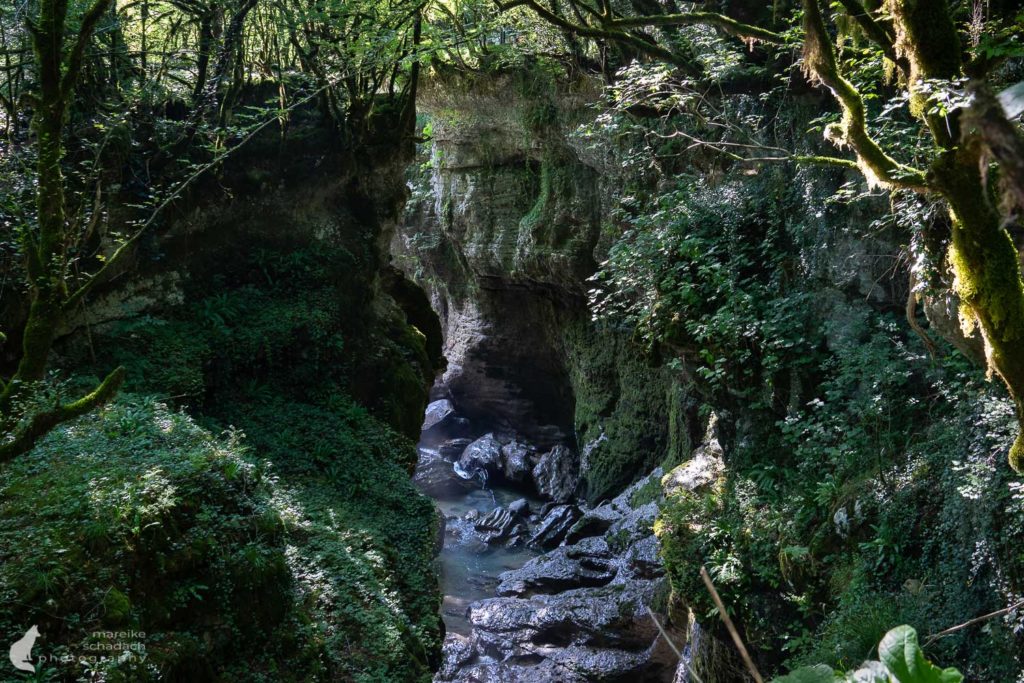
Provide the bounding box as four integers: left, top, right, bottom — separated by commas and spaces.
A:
438, 437, 473, 460
457, 433, 504, 479
501, 440, 534, 484
529, 504, 582, 549
413, 450, 478, 499
508, 498, 530, 517
532, 444, 580, 502
422, 399, 456, 435
474, 507, 521, 544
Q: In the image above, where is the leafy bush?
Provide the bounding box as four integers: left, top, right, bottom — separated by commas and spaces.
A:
0, 391, 441, 682
775, 626, 962, 683
0, 397, 287, 680
589, 132, 1024, 676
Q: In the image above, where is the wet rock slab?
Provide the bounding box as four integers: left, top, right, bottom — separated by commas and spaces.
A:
436, 468, 683, 683
415, 450, 479, 499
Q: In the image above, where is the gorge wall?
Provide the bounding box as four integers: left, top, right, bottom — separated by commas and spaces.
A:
396, 67, 1024, 681
396, 70, 694, 504
0, 104, 446, 681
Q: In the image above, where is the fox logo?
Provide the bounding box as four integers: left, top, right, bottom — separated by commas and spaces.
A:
9, 625, 39, 673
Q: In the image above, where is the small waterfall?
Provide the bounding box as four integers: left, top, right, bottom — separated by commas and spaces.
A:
676, 622, 702, 683
452, 461, 496, 503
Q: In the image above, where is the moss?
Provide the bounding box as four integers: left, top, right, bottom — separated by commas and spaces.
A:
629, 475, 663, 508
0, 398, 290, 680
938, 156, 1024, 472
565, 321, 687, 501
0, 389, 441, 682
103, 589, 132, 624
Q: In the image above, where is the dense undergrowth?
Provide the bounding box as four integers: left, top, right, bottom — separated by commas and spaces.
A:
0, 158, 442, 680
592, 160, 1024, 677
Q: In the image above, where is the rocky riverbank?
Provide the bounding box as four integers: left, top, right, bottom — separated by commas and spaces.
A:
415, 397, 697, 682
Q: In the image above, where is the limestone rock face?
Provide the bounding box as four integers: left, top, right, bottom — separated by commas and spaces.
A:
394, 74, 687, 500
662, 415, 725, 500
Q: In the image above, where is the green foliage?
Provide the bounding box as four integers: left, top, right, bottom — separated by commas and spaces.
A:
0, 391, 440, 681
775, 626, 962, 683
0, 396, 289, 680
2, 156, 441, 678
591, 102, 1024, 677
590, 169, 819, 408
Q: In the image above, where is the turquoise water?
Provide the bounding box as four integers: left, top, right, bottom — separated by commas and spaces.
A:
415, 444, 542, 636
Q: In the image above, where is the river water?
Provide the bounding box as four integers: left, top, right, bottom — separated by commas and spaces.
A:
413, 436, 542, 636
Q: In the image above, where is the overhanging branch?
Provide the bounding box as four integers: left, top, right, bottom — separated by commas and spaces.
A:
606, 12, 783, 44
801, 0, 927, 190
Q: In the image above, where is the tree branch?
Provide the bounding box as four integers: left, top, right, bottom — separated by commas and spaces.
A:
60, 0, 115, 98
835, 0, 905, 71
494, 0, 702, 75
801, 0, 927, 190
963, 80, 1024, 213
606, 12, 783, 44
0, 366, 125, 463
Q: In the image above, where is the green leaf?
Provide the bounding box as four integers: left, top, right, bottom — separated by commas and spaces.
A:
773, 664, 839, 683
878, 626, 963, 683
843, 661, 889, 682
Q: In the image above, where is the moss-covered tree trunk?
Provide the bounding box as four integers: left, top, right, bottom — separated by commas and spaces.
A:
936, 157, 1024, 470
887, 0, 1024, 471
0, 0, 124, 461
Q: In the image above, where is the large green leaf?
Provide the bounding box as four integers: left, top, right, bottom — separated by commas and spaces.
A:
843, 661, 889, 682
773, 664, 839, 683
878, 626, 963, 683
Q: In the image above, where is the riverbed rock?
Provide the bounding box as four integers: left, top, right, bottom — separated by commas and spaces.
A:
501, 440, 534, 484
508, 498, 530, 517
606, 501, 659, 551
529, 504, 582, 549
437, 635, 476, 680
413, 450, 477, 499
435, 652, 578, 683
422, 399, 456, 435
457, 433, 504, 479
437, 460, 683, 682
497, 537, 615, 597
564, 503, 622, 544
469, 579, 671, 662
532, 445, 580, 502
474, 507, 521, 544
625, 534, 663, 579
438, 437, 473, 460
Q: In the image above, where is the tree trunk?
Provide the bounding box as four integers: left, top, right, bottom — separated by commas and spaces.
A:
935, 152, 1024, 471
